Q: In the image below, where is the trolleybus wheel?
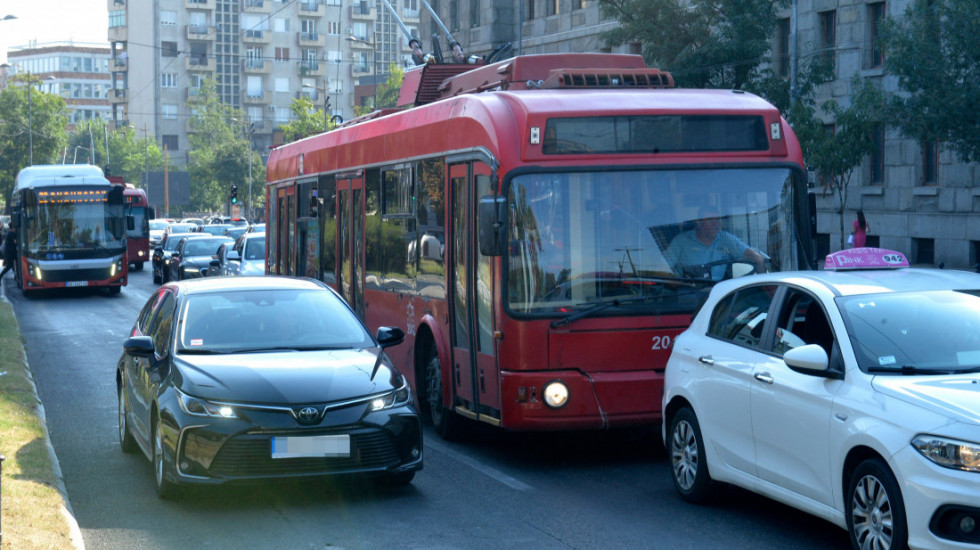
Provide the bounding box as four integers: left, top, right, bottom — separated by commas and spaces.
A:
422, 343, 461, 440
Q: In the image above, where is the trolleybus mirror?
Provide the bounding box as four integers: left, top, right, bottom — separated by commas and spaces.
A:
10, 213, 19, 228
127, 215, 136, 231
478, 196, 507, 256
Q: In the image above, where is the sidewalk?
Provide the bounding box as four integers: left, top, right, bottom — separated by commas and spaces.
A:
0, 275, 85, 550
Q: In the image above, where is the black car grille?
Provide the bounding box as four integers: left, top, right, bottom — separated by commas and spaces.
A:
208, 427, 400, 477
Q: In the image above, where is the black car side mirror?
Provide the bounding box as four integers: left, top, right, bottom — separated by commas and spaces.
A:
123, 336, 155, 357
375, 326, 405, 348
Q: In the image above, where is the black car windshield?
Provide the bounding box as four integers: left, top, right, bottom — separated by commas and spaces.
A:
183, 238, 228, 256
164, 233, 194, 251
177, 289, 374, 353
840, 289, 980, 373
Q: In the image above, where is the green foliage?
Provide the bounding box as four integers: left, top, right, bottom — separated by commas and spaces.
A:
0, 79, 70, 208
279, 97, 332, 143
186, 79, 265, 213
600, 0, 788, 89
65, 119, 165, 185
880, 0, 980, 163
354, 64, 405, 117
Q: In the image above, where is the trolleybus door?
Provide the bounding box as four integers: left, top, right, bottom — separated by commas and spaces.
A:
448, 161, 500, 422
275, 185, 296, 275
337, 174, 366, 318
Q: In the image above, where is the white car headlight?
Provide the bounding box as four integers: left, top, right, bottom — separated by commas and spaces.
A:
177, 390, 238, 419
370, 383, 412, 411
912, 435, 980, 472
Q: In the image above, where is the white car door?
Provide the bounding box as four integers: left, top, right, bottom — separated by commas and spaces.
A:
692, 284, 779, 476
750, 289, 842, 507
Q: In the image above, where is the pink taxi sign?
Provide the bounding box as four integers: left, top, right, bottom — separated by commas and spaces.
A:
824, 248, 909, 270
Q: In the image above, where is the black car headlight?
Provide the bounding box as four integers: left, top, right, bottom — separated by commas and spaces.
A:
912, 435, 980, 472
177, 389, 238, 419
370, 382, 412, 411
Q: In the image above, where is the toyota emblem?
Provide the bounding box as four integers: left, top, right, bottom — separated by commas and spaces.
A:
296, 406, 320, 424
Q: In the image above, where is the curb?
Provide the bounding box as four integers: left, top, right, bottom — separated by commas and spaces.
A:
1, 277, 86, 550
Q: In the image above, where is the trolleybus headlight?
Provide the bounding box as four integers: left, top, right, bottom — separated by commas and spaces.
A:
110, 262, 117, 277
32, 265, 42, 281
543, 381, 569, 409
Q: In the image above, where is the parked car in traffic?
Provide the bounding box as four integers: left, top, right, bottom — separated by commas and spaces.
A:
116, 276, 421, 498
195, 223, 233, 236
224, 226, 247, 241
663, 248, 980, 550
246, 223, 265, 234
165, 235, 233, 281
210, 233, 265, 277
152, 232, 197, 284
149, 219, 169, 248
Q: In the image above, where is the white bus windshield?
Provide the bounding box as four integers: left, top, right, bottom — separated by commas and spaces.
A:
506, 167, 806, 315
25, 200, 126, 253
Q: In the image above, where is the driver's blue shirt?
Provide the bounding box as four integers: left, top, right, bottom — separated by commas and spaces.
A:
664, 231, 750, 280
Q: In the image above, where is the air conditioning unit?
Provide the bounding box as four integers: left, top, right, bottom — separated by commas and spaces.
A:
268, 105, 277, 111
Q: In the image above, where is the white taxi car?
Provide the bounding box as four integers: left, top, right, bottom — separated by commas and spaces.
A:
663, 248, 980, 550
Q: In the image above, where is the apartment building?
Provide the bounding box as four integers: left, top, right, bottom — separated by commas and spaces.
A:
4, 43, 113, 129
106, 0, 423, 166
772, 0, 979, 269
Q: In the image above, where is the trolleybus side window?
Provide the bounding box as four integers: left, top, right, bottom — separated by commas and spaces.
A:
317, 176, 336, 285
416, 157, 446, 299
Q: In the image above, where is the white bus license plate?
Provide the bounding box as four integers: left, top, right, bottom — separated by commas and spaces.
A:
65, 281, 88, 287
271, 435, 350, 459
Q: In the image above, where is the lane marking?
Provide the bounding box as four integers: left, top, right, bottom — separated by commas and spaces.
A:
425, 438, 532, 491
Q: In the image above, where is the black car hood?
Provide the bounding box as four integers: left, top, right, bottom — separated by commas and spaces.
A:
172, 348, 397, 404
180, 255, 214, 268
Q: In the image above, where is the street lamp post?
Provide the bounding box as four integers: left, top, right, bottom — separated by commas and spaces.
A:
346, 35, 377, 108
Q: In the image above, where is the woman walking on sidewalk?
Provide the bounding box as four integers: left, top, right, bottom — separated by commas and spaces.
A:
1, 225, 17, 279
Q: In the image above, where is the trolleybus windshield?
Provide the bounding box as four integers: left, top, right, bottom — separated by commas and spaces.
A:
23, 187, 126, 253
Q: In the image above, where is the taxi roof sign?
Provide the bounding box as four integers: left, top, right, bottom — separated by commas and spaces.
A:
824, 248, 910, 271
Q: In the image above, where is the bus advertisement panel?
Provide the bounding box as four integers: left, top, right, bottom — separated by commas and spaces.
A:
10, 165, 128, 295
120, 182, 152, 271
265, 54, 813, 439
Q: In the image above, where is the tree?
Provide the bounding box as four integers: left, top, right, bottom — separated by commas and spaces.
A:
805, 77, 888, 250
279, 96, 332, 143
186, 79, 263, 213
599, 0, 788, 89
0, 79, 70, 207
880, 0, 980, 163
65, 119, 165, 185
354, 64, 405, 117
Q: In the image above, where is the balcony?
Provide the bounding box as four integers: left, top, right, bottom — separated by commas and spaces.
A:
298, 31, 326, 47
350, 63, 370, 76
242, 29, 271, 44
186, 25, 214, 40
242, 91, 270, 104
243, 58, 272, 74
349, 4, 375, 21
108, 25, 127, 43
185, 56, 215, 72
298, 1, 326, 17
110, 88, 127, 104
185, 0, 214, 9
109, 56, 128, 72
298, 61, 325, 77
243, 0, 272, 13
108, 0, 125, 7
186, 87, 203, 101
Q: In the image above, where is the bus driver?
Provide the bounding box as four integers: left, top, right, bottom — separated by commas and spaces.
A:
664, 205, 766, 280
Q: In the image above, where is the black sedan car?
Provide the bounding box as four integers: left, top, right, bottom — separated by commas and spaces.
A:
152, 232, 197, 284
116, 277, 421, 498
165, 235, 233, 281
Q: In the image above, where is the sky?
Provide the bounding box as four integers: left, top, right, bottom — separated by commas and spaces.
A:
0, 0, 109, 64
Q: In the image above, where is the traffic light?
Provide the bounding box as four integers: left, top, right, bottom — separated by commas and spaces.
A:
230, 185, 238, 204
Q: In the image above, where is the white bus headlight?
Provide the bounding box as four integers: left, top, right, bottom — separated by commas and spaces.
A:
543, 381, 569, 409
912, 435, 980, 472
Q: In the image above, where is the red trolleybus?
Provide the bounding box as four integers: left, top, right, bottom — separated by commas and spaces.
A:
10, 164, 128, 295
265, 54, 814, 438
119, 182, 152, 271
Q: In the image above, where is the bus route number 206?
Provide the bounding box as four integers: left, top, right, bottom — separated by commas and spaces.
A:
651, 335, 673, 351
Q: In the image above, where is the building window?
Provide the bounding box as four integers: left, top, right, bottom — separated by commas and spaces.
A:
777, 18, 790, 78
526, 0, 535, 20
162, 41, 179, 57
547, 0, 558, 16
162, 104, 178, 119
912, 237, 934, 265
922, 140, 938, 185
470, 0, 480, 27
161, 135, 179, 152
161, 10, 177, 26
819, 10, 836, 66
575, 0, 586, 9
870, 2, 886, 68
161, 73, 177, 87
109, 10, 126, 27
870, 125, 885, 185
274, 47, 290, 61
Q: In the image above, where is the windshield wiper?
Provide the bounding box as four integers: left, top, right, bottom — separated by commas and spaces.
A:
550, 295, 655, 329
867, 365, 960, 375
